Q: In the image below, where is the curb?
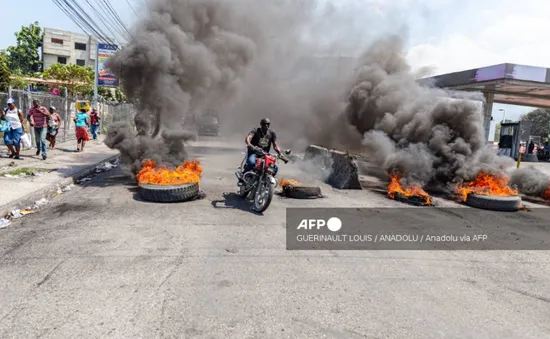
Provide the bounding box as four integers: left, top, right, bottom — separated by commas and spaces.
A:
0, 154, 120, 217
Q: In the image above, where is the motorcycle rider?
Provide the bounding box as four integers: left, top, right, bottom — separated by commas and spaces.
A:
239, 118, 281, 180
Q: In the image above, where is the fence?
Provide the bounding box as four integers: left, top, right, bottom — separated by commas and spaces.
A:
1, 89, 135, 148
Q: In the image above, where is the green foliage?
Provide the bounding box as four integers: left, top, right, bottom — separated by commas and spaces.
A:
0, 50, 10, 92
520, 108, 550, 139
7, 22, 43, 74
43, 63, 94, 95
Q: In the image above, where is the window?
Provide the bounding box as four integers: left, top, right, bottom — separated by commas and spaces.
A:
51, 38, 63, 44
75, 42, 87, 50
57, 56, 67, 64
76, 59, 86, 66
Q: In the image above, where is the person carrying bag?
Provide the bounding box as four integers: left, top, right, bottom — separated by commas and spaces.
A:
1, 98, 28, 159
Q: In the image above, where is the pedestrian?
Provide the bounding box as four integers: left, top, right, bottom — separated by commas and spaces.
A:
46, 106, 63, 150
1, 98, 27, 159
73, 107, 90, 152
27, 99, 51, 160
528, 141, 535, 154
89, 107, 101, 141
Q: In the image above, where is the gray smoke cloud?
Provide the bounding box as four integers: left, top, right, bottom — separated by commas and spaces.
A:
315, 35, 517, 187
104, 0, 257, 174
510, 167, 550, 198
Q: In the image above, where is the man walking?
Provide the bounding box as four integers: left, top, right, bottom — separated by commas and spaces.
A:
27, 99, 51, 160
89, 107, 101, 142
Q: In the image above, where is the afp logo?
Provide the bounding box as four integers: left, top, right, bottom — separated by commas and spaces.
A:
297, 217, 342, 232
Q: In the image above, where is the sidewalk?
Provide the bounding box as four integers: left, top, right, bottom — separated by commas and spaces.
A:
0, 136, 119, 212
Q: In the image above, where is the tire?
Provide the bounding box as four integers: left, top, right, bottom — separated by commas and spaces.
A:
465, 194, 521, 211
139, 183, 199, 203
283, 185, 322, 199
253, 179, 274, 213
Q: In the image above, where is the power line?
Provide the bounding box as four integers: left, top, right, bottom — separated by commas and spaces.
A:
124, 0, 140, 18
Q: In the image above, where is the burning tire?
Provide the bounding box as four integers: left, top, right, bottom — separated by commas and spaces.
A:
464, 194, 521, 212
283, 185, 322, 199
138, 183, 199, 203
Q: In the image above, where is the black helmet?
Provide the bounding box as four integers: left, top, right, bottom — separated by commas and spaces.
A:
261, 118, 270, 125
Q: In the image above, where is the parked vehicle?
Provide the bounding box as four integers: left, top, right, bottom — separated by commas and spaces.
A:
197, 115, 219, 136
235, 147, 291, 213
197, 109, 219, 136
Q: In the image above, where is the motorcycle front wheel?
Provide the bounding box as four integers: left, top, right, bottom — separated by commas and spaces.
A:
253, 177, 274, 213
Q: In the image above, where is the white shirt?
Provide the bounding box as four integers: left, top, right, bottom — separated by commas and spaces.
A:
4, 108, 22, 129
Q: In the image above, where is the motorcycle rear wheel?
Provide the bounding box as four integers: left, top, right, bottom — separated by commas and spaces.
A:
253, 179, 274, 213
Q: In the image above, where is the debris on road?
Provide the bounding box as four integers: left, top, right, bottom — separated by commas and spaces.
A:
1, 167, 53, 178
77, 177, 93, 184
280, 178, 323, 199
76, 158, 120, 185
387, 173, 434, 207
0, 218, 12, 229
56, 184, 75, 194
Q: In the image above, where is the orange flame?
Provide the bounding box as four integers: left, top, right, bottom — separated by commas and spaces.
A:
455, 172, 517, 202
136, 159, 203, 185
280, 178, 301, 188
543, 186, 550, 200
387, 175, 433, 206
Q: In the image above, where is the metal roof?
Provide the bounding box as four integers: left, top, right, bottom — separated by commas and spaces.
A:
419, 63, 550, 108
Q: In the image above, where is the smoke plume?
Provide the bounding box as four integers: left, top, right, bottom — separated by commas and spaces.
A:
510, 167, 550, 198
105, 0, 257, 174
316, 35, 516, 187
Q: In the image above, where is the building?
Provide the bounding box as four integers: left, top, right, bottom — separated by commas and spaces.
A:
42, 27, 106, 69
419, 63, 550, 142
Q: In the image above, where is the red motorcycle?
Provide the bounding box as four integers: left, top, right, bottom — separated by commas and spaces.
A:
236, 147, 291, 212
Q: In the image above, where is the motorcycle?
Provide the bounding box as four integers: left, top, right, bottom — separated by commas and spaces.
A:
235, 147, 291, 213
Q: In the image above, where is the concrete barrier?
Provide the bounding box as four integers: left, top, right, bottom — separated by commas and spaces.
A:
303, 145, 362, 189
326, 149, 362, 189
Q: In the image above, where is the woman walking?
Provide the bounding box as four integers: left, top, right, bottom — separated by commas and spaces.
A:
1, 98, 27, 159
73, 107, 90, 152
46, 106, 62, 149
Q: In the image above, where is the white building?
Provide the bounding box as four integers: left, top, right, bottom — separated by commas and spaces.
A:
42, 28, 114, 70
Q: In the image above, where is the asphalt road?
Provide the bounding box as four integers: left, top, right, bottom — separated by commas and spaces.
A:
1, 140, 550, 338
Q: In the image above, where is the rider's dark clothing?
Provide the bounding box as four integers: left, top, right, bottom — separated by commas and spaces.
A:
244, 128, 278, 173
248, 127, 277, 153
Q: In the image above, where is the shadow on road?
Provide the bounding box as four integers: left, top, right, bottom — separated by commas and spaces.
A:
211, 192, 262, 215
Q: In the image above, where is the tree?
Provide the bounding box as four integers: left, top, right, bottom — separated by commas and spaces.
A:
520, 108, 550, 139
43, 63, 94, 95
7, 22, 43, 75
0, 50, 10, 92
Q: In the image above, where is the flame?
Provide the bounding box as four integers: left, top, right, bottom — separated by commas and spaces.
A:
387, 175, 432, 206
542, 186, 550, 200
280, 178, 301, 188
455, 172, 517, 202
137, 159, 203, 185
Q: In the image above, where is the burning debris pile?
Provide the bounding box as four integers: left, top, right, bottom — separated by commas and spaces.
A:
136, 160, 203, 185
104, 0, 256, 175
387, 173, 433, 206
510, 167, 550, 201
456, 172, 518, 202
311, 35, 517, 202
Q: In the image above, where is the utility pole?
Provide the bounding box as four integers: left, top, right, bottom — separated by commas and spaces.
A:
93, 38, 99, 108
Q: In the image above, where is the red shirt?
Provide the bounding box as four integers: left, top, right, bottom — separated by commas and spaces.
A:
28, 106, 49, 128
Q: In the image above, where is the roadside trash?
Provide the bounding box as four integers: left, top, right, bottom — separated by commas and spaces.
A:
21, 209, 36, 215
62, 184, 74, 192
10, 210, 23, 219
0, 218, 11, 229
31, 198, 49, 211
77, 177, 92, 184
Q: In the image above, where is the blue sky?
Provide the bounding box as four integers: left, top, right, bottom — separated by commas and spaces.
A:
3, 0, 549, 129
